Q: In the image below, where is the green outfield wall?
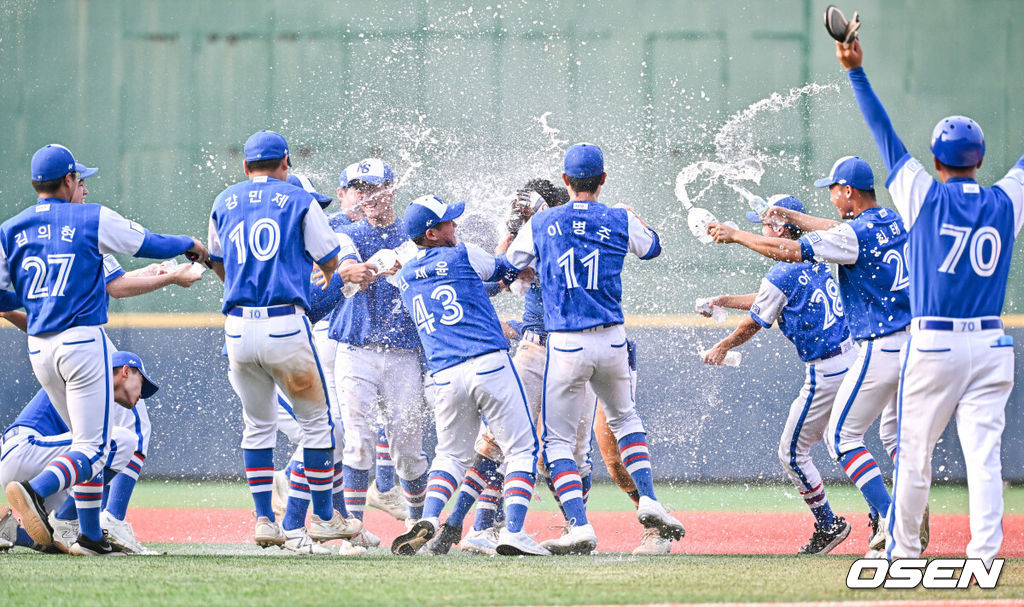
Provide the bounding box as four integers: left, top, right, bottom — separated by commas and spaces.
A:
1, 0, 1023, 317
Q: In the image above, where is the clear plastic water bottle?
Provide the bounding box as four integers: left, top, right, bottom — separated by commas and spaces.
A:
748, 195, 770, 219
701, 349, 742, 367
695, 298, 728, 322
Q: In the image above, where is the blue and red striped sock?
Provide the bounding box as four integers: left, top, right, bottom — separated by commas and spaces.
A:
547, 458, 587, 526
400, 471, 429, 520
29, 451, 91, 498
502, 471, 535, 533
618, 432, 656, 500
448, 457, 499, 527
105, 451, 145, 520
472, 481, 502, 531
303, 448, 334, 521
800, 482, 835, 528
375, 427, 395, 492
55, 495, 77, 521
581, 473, 592, 504
282, 463, 310, 531
243, 448, 275, 521
343, 466, 370, 520
73, 472, 104, 541
423, 470, 458, 520
331, 461, 349, 517
840, 447, 892, 516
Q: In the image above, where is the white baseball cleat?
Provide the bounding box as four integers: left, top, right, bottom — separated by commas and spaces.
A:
632, 526, 673, 555
0, 506, 16, 550
868, 515, 887, 551
348, 526, 381, 548
637, 496, 685, 541
271, 470, 289, 520
496, 528, 550, 556
309, 509, 362, 541
540, 522, 597, 555
283, 526, 332, 555
458, 527, 499, 555
254, 516, 285, 548
101, 511, 153, 555
336, 539, 367, 556
49, 512, 80, 554
367, 484, 408, 521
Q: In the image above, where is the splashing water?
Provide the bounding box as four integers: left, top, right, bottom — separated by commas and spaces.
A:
675, 81, 841, 215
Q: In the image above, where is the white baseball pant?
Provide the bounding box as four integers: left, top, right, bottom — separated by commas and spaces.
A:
778, 344, 859, 501
26, 325, 113, 480
542, 325, 641, 465
890, 321, 1012, 567
826, 330, 907, 459
514, 334, 595, 476
224, 309, 334, 450
107, 399, 152, 457
334, 344, 428, 480
429, 350, 538, 483
0, 425, 140, 513
280, 320, 344, 459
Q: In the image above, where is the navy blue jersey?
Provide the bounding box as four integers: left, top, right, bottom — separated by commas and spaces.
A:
328, 212, 353, 231
327, 218, 420, 349
208, 176, 340, 313
6, 389, 70, 436
750, 262, 850, 362
397, 243, 507, 372
846, 66, 1024, 319
505, 202, 660, 331
800, 206, 912, 339
0, 199, 191, 335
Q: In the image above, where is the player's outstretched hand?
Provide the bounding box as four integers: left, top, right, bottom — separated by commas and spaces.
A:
185, 238, 210, 266
311, 266, 328, 288
836, 39, 862, 70
702, 343, 729, 366
697, 296, 723, 318
170, 262, 204, 288
707, 222, 738, 244
338, 261, 376, 286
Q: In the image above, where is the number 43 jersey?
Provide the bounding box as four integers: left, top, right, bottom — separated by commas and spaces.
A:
396, 243, 507, 373
750, 262, 851, 363
208, 176, 340, 313
504, 201, 661, 332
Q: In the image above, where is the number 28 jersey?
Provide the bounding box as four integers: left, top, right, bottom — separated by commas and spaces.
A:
208, 176, 340, 313
751, 262, 850, 363
396, 243, 507, 373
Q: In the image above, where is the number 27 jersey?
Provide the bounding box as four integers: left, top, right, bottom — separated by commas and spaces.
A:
208, 176, 340, 313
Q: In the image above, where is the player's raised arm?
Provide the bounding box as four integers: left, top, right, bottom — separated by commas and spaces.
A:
699, 293, 757, 313
703, 316, 761, 366
995, 154, 1024, 237
708, 221, 802, 262
97, 206, 207, 264
624, 207, 661, 260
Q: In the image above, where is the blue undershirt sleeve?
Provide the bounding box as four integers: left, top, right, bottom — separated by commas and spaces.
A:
847, 67, 909, 175
135, 232, 194, 259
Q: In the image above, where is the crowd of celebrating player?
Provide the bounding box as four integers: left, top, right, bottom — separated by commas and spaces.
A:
0, 32, 1021, 568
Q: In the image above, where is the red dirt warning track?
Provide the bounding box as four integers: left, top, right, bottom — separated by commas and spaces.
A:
129, 509, 1024, 556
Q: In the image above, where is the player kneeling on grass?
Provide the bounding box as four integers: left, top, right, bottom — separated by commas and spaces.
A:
390, 195, 549, 557
0, 352, 159, 555
704, 197, 856, 555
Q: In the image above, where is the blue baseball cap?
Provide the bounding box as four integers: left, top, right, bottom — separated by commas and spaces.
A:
563, 143, 604, 179
404, 195, 466, 238
244, 130, 290, 163
813, 156, 874, 190
339, 158, 394, 188
111, 351, 159, 399
746, 195, 805, 233
31, 144, 97, 182
287, 174, 333, 209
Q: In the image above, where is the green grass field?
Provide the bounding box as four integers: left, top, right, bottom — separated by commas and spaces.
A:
3, 482, 1022, 606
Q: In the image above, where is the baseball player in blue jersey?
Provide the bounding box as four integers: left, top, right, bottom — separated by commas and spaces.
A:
835, 38, 1024, 567
0, 352, 158, 554
332, 164, 368, 229
1, 144, 208, 556
327, 159, 431, 529
390, 195, 549, 556
503, 143, 683, 555
718, 161, 916, 554
707, 195, 856, 554
208, 130, 358, 555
